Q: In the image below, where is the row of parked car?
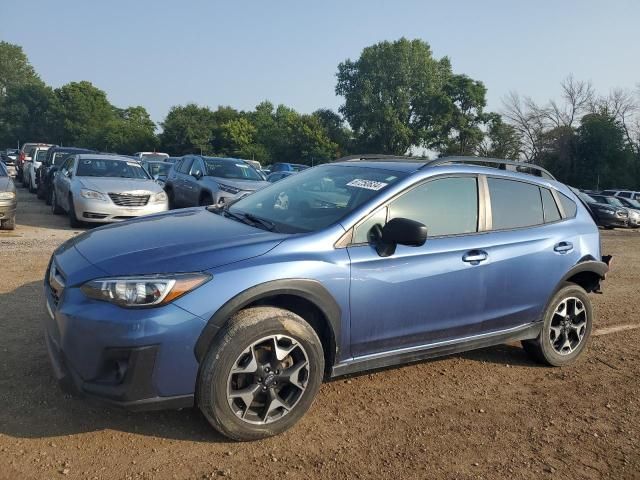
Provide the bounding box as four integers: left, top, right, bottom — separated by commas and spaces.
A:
1, 143, 309, 228
574, 188, 640, 229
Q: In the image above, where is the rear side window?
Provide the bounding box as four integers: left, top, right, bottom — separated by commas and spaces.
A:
619, 192, 631, 198
488, 178, 543, 229
558, 193, 577, 218
388, 176, 478, 236
540, 188, 561, 223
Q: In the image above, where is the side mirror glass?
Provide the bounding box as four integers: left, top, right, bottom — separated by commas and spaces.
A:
192, 170, 203, 180
372, 217, 427, 257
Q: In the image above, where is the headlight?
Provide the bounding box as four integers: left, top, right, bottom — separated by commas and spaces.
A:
81, 273, 211, 308
80, 189, 107, 201
0, 191, 16, 200
154, 191, 167, 202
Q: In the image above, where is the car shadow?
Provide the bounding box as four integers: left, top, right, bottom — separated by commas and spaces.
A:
0, 280, 230, 443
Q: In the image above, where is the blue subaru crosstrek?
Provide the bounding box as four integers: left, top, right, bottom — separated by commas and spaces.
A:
43, 155, 610, 440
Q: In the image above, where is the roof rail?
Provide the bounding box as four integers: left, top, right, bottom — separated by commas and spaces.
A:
427, 156, 556, 180
333, 154, 555, 180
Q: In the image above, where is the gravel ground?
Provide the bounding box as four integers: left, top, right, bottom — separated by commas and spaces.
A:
1, 186, 639, 480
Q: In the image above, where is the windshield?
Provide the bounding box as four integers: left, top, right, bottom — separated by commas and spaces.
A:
623, 198, 640, 208
578, 192, 597, 204
76, 158, 150, 179
228, 165, 406, 233
52, 152, 72, 166
141, 153, 169, 161
146, 162, 172, 177
204, 158, 263, 180
36, 150, 49, 162
602, 196, 623, 207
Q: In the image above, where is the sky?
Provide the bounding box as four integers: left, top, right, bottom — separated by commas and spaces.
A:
1, 0, 639, 126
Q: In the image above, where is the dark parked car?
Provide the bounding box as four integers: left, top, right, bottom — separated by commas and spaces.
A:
165, 155, 269, 208
141, 160, 173, 187
266, 171, 296, 183
0, 162, 17, 230
43, 155, 610, 441
589, 194, 640, 228
574, 190, 628, 228
37, 147, 95, 204
270, 162, 309, 173
1, 149, 18, 166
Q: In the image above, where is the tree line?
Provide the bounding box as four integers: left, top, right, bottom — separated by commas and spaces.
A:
0, 39, 638, 188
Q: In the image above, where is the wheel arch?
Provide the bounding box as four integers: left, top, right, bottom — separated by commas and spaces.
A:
194, 279, 341, 375
558, 259, 609, 294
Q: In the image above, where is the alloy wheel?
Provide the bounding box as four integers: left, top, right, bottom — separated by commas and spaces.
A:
227, 335, 310, 425
549, 297, 588, 355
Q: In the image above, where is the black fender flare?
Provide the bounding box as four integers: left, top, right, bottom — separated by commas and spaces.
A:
556, 258, 610, 294
194, 279, 342, 363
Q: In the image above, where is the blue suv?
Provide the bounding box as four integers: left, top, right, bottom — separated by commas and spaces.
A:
43, 155, 610, 440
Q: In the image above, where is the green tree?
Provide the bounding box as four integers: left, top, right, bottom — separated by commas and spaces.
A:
0, 83, 59, 146
440, 75, 488, 156
159, 104, 217, 154
312, 109, 353, 156
537, 126, 577, 184
105, 106, 158, 153
336, 38, 454, 154
54, 81, 116, 148
477, 114, 522, 160
0, 41, 42, 97
576, 114, 635, 189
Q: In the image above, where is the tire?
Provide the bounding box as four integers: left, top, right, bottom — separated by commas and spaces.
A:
522, 283, 593, 367
45, 187, 52, 206
29, 177, 36, 194
197, 307, 324, 441
51, 189, 63, 215
166, 188, 175, 209
68, 195, 82, 228
37, 183, 45, 200
1, 215, 16, 230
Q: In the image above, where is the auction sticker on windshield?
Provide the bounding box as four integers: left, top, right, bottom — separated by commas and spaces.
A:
346, 179, 388, 190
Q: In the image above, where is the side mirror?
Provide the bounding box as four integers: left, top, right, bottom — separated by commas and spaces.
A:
152, 174, 160, 181
372, 217, 427, 257
192, 170, 203, 180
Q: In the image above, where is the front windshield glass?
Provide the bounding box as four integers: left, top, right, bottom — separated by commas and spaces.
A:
52, 152, 73, 166
624, 199, 640, 208
204, 158, 262, 180
578, 192, 597, 203
36, 150, 48, 162
229, 165, 406, 233
602, 196, 623, 207
76, 158, 150, 179
146, 162, 171, 176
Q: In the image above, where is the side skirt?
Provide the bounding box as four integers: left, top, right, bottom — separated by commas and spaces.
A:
331, 322, 542, 378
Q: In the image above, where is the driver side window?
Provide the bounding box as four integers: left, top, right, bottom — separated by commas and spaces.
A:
353, 176, 479, 242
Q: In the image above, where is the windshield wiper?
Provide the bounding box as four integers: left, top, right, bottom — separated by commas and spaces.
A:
242, 213, 276, 231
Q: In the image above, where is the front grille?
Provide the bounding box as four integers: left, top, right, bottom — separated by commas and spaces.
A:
218, 183, 241, 195
108, 193, 150, 207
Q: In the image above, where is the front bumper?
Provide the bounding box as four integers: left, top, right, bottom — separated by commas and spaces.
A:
73, 195, 169, 223
0, 199, 17, 220
42, 255, 206, 410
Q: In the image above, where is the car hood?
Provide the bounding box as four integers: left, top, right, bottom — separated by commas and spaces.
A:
204, 176, 270, 192
69, 207, 288, 277
0, 177, 15, 192
76, 177, 163, 194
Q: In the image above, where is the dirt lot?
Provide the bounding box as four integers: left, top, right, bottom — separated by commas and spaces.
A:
1, 186, 639, 480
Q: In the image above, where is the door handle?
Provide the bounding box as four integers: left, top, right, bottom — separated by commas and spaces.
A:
462, 250, 488, 264
554, 241, 573, 254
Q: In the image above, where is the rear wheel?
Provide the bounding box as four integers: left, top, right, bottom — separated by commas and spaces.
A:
51, 189, 63, 214
197, 307, 324, 441
522, 283, 592, 366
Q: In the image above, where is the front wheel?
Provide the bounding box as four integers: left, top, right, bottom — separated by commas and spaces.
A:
68, 196, 82, 228
1, 215, 15, 230
522, 283, 593, 366
197, 307, 324, 441
51, 189, 63, 214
